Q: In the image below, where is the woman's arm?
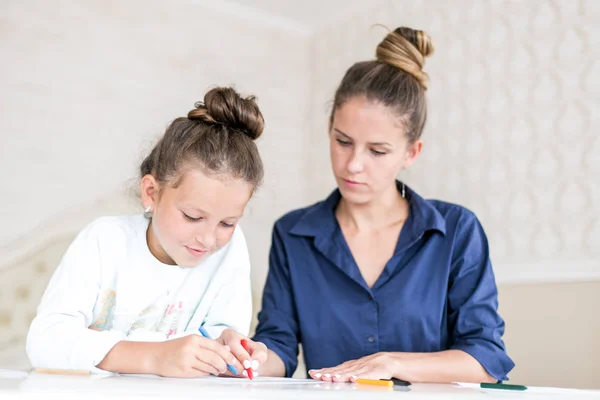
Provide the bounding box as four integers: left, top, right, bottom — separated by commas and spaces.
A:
308, 349, 494, 383
257, 349, 286, 377
308, 349, 495, 383
445, 214, 514, 381
251, 221, 302, 377
389, 350, 495, 383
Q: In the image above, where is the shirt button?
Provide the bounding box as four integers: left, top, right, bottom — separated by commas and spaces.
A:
368, 336, 375, 343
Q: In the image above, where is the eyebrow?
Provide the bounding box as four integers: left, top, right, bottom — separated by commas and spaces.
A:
334, 128, 392, 147
184, 205, 241, 220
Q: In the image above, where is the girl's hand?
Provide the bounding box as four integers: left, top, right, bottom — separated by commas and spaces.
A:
152, 334, 240, 378
218, 328, 268, 377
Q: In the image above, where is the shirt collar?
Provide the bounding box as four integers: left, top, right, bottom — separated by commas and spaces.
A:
289, 181, 446, 238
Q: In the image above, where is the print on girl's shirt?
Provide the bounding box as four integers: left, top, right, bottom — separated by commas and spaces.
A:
91, 290, 116, 330
91, 289, 185, 339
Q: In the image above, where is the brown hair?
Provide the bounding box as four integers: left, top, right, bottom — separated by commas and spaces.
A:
330, 26, 434, 144
140, 86, 264, 192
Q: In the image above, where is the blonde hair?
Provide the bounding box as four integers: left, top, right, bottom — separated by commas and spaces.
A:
376, 27, 434, 89
331, 26, 435, 143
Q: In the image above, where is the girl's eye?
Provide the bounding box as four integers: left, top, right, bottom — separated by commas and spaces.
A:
370, 149, 387, 156
220, 222, 235, 228
183, 212, 201, 222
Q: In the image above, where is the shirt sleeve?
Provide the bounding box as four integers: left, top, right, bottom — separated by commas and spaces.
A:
252, 222, 300, 377
198, 226, 253, 339
447, 213, 515, 381
26, 220, 125, 373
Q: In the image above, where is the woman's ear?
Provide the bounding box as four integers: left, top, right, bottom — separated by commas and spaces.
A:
140, 174, 159, 210
402, 140, 423, 169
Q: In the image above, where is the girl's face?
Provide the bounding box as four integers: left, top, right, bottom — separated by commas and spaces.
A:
142, 169, 253, 267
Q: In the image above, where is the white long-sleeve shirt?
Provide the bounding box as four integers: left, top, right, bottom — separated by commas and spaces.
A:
26, 215, 252, 373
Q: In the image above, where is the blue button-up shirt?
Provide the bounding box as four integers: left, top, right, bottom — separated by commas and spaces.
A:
253, 183, 515, 380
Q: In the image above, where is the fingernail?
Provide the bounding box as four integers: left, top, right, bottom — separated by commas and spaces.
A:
243, 360, 251, 369
242, 370, 248, 377
324, 373, 331, 378
224, 345, 231, 351
314, 373, 322, 378
334, 374, 341, 379
254, 371, 259, 377
251, 360, 259, 370
351, 375, 358, 380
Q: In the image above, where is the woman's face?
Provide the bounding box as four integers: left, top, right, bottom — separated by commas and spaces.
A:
329, 96, 422, 204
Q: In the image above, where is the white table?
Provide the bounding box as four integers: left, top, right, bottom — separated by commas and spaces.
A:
1, 371, 599, 400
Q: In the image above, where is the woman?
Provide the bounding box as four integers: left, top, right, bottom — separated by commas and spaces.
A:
225, 26, 514, 384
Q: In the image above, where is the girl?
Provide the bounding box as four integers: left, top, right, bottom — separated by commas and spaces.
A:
27, 87, 268, 378
230, 26, 514, 383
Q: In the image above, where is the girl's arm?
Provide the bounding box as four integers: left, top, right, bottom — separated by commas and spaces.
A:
26, 219, 125, 372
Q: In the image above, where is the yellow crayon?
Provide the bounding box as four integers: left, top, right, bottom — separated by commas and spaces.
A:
355, 378, 393, 387
34, 368, 90, 376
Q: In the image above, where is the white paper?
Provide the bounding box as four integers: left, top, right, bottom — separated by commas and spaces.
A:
203, 376, 321, 385
121, 374, 321, 385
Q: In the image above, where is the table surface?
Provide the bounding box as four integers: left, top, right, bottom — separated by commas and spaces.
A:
1, 371, 599, 400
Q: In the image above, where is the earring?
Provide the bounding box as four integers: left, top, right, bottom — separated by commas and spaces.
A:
144, 204, 153, 218
401, 182, 406, 199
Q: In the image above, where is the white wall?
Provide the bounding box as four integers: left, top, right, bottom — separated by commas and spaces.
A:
0, 0, 311, 295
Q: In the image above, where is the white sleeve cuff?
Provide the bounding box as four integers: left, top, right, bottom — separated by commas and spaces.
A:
70, 329, 126, 373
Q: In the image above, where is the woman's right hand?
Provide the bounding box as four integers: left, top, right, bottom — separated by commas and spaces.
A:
150, 334, 240, 378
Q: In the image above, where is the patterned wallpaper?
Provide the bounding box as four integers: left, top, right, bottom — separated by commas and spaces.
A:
0, 237, 72, 368
307, 0, 599, 283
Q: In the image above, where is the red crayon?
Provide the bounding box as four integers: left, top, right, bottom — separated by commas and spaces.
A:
240, 339, 254, 380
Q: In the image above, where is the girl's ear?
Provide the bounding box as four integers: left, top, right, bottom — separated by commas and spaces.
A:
141, 174, 159, 210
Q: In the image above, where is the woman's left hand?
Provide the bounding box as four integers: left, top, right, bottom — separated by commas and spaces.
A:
308, 352, 396, 383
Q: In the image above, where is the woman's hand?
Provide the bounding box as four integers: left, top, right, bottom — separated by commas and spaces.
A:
308, 352, 396, 382
218, 328, 268, 377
